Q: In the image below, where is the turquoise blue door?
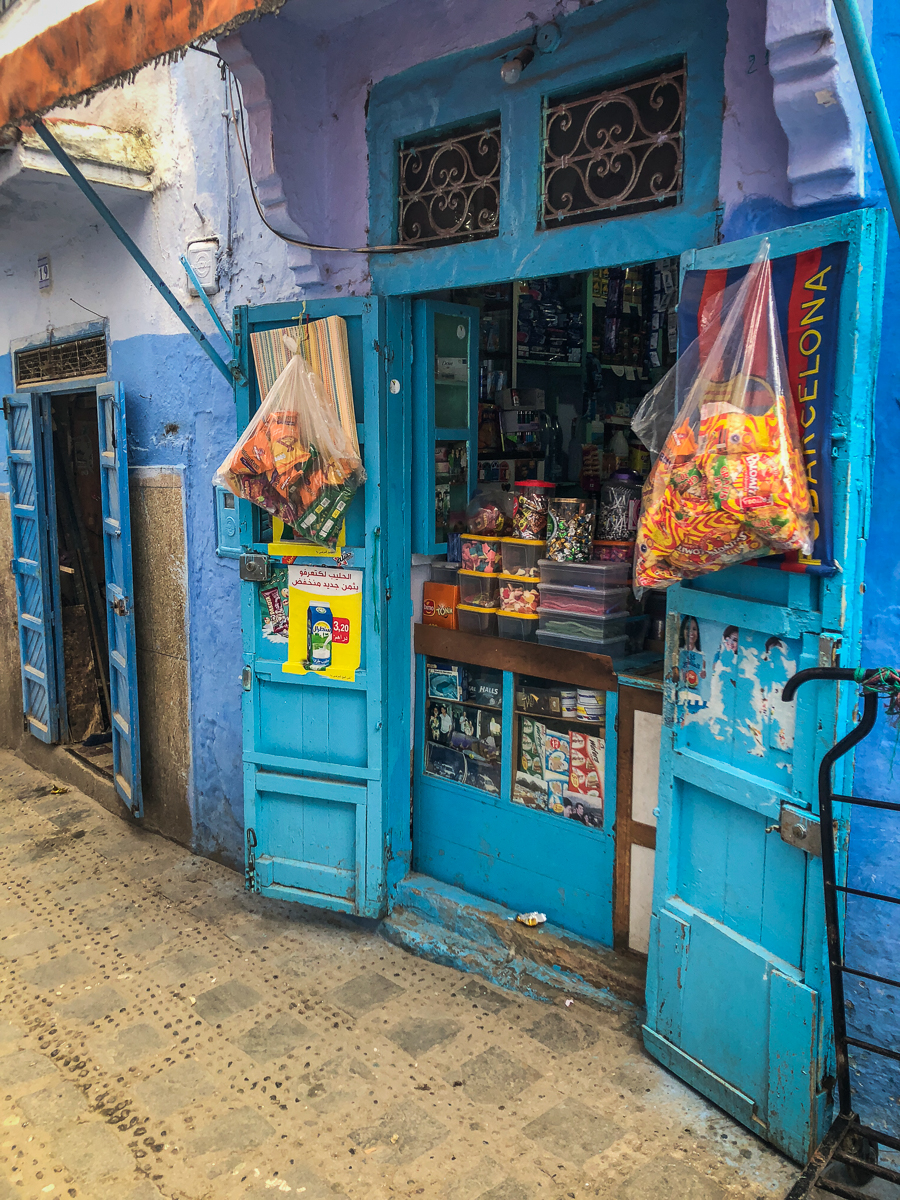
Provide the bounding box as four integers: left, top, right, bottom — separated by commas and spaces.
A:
236, 297, 409, 915
96, 382, 143, 817
412, 300, 479, 554
4, 391, 61, 743
644, 210, 887, 1162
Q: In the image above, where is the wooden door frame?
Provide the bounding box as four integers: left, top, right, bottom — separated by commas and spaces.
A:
614, 683, 663, 953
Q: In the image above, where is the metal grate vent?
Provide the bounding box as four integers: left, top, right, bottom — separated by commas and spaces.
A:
14, 335, 108, 386
541, 63, 685, 230
398, 120, 501, 247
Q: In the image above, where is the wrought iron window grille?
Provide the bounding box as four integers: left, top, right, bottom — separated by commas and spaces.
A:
14, 334, 108, 386
398, 120, 501, 247
541, 63, 686, 229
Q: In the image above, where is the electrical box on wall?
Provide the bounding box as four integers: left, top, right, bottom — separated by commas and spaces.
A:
186, 239, 219, 295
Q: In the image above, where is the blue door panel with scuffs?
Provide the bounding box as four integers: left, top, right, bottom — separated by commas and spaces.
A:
237, 296, 409, 918
96, 382, 143, 816
644, 209, 887, 1163
5, 391, 60, 743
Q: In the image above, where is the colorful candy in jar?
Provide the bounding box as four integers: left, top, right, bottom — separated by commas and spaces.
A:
546, 498, 596, 563
512, 480, 556, 539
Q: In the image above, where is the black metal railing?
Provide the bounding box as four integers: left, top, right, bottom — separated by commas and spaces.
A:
782, 666, 900, 1199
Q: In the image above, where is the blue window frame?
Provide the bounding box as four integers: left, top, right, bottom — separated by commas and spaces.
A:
367, 0, 726, 296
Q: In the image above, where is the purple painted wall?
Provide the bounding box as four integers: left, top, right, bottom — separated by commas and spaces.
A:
719, 0, 791, 237
226, 0, 790, 293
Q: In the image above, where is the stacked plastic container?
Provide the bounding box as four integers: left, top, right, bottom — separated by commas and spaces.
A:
535, 560, 630, 657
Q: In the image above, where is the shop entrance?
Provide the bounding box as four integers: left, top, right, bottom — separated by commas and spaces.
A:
410, 262, 675, 953
404, 208, 885, 1161
50, 391, 113, 768
5, 383, 143, 814
235, 209, 883, 1163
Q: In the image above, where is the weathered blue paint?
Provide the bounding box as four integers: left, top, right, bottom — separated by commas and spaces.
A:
834, 0, 900, 1136
31, 119, 236, 386
645, 208, 887, 1164
96, 382, 143, 817
383, 873, 639, 1012
832, 0, 900, 232
413, 661, 618, 945
236, 296, 410, 917
110, 332, 245, 863
4, 391, 60, 743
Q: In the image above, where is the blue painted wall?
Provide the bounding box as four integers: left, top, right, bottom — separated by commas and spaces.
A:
712, 2, 900, 1136
0, 49, 299, 869
110, 332, 244, 862
841, 0, 900, 1134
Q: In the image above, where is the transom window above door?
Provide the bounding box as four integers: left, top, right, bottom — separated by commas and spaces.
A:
397, 119, 501, 247
540, 62, 686, 229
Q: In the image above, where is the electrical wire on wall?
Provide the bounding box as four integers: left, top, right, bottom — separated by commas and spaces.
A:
193, 43, 413, 254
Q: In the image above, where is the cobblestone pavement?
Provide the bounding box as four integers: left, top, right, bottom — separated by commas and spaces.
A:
0, 752, 799, 1200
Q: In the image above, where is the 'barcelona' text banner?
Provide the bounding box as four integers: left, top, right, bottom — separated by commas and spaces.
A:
679, 241, 848, 575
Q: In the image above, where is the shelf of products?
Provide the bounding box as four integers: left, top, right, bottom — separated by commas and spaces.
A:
512, 673, 606, 825
423, 658, 503, 795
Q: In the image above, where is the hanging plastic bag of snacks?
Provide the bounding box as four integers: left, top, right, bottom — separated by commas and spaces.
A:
633, 243, 813, 590
214, 336, 366, 550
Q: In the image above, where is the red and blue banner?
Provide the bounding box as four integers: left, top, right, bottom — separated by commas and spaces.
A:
679, 241, 848, 575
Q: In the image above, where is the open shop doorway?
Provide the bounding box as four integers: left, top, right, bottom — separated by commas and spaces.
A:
51, 391, 114, 777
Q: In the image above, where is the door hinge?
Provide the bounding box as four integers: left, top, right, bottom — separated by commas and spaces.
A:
245, 827, 259, 893
241, 666, 252, 692
1, 397, 9, 421
384, 574, 392, 602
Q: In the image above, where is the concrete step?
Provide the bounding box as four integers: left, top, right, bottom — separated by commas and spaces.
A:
380, 873, 646, 1012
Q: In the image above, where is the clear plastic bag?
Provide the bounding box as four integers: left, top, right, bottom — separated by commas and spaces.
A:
214, 336, 366, 550
634, 243, 813, 590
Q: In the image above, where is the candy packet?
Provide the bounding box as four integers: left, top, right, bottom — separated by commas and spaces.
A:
633, 243, 813, 590
214, 336, 366, 550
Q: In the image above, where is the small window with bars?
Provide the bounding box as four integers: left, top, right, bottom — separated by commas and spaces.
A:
14, 334, 108, 387
541, 62, 685, 230
398, 119, 501, 247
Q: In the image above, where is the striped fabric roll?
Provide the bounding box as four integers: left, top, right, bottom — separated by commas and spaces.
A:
250, 316, 359, 452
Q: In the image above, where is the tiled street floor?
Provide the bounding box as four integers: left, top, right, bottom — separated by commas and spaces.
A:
0, 751, 800, 1200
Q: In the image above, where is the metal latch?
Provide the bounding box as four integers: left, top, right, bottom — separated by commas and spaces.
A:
110, 595, 129, 617
767, 803, 822, 856
245, 827, 259, 892
240, 553, 269, 582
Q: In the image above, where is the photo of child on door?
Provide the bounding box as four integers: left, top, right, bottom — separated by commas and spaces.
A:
670, 614, 707, 723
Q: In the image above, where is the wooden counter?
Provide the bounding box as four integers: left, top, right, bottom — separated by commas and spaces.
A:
414, 623, 619, 692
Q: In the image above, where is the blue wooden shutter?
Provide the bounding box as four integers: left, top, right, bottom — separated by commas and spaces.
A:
5, 391, 60, 743
643, 210, 887, 1163
96, 382, 143, 817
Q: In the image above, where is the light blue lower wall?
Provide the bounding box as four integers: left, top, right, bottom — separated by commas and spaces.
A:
111, 332, 244, 867
0, 334, 246, 869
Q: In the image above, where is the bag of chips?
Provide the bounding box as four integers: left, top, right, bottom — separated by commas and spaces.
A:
214, 336, 365, 549
633, 242, 813, 590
